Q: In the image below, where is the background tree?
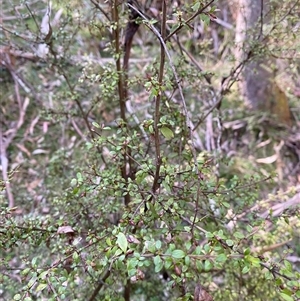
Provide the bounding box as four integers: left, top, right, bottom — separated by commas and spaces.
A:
234, 0, 298, 125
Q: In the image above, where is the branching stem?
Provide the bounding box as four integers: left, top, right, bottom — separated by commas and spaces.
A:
152, 0, 167, 193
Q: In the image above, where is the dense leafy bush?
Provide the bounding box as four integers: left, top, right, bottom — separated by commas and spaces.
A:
1, 1, 299, 300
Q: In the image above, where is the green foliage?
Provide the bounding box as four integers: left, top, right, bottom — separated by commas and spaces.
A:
1, 0, 299, 301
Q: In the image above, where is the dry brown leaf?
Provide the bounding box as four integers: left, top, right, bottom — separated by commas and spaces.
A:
256, 154, 277, 164
57, 226, 75, 234
32, 149, 49, 155
29, 115, 40, 135
27, 179, 42, 192
15, 143, 31, 157
194, 284, 214, 301
43, 122, 49, 134
127, 235, 141, 244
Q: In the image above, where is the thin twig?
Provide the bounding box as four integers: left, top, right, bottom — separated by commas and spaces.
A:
125, 101, 148, 140
128, 3, 201, 174
90, 0, 111, 21
24, 2, 40, 36
112, 0, 132, 206
192, 0, 300, 132
88, 269, 111, 301
0, 55, 30, 207
192, 49, 253, 131
164, 0, 215, 41
152, 0, 167, 193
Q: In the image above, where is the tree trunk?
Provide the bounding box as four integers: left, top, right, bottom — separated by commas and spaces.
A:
234, 0, 292, 125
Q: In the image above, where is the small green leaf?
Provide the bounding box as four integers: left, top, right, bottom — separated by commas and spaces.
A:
185, 256, 190, 266
134, 252, 141, 259
196, 260, 203, 271
116, 232, 128, 253
153, 255, 163, 273
279, 293, 293, 301
234, 232, 244, 239
205, 232, 214, 238
204, 260, 213, 271
191, 2, 200, 11
244, 248, 250, 255
165, 257, 173, 269
136, 171, 147, 185
226, 239, 234, 246
72, 187, 79, 194
172, 249, 185, 259
160, 127, 174, 139
39, 270, 48, 280
127, 258, 138, 270
145, 240, 156, 253
222, 201, 230, 208
77, 172, 83, 182
27, 276, 37, 289
284, 260, 292, 271
70, 178, 77, 186
185, 241, 192, 250
31, 257, 38, 267
14, 294, 22, 301
242, 265, 250, 274
73, 251, 79, 263
113, 249, 122, 257
148, 203, 159, 219
36, 283, 47, 292
246, 225, 253, 232
118, 254, 125, 262
155, 240, 162, 250
216, 253, 227, 263
264, 270, 272, 280
169, 23, 181, 34
210, 5, 217, 13
153, 255, 161, 265
92, 121, 100, 128
194, 246, 201, 255
200, 14, 210, 26
128, 268, 137, 277
106, 237, 112, 247
22, 268, 31, 276
151, 87, 159, 97
204, 244, 211, 253
245, 255, 260, 267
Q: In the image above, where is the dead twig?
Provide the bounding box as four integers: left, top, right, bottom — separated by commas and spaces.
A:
0, 54, 30, 208
128, 2, 201, 176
